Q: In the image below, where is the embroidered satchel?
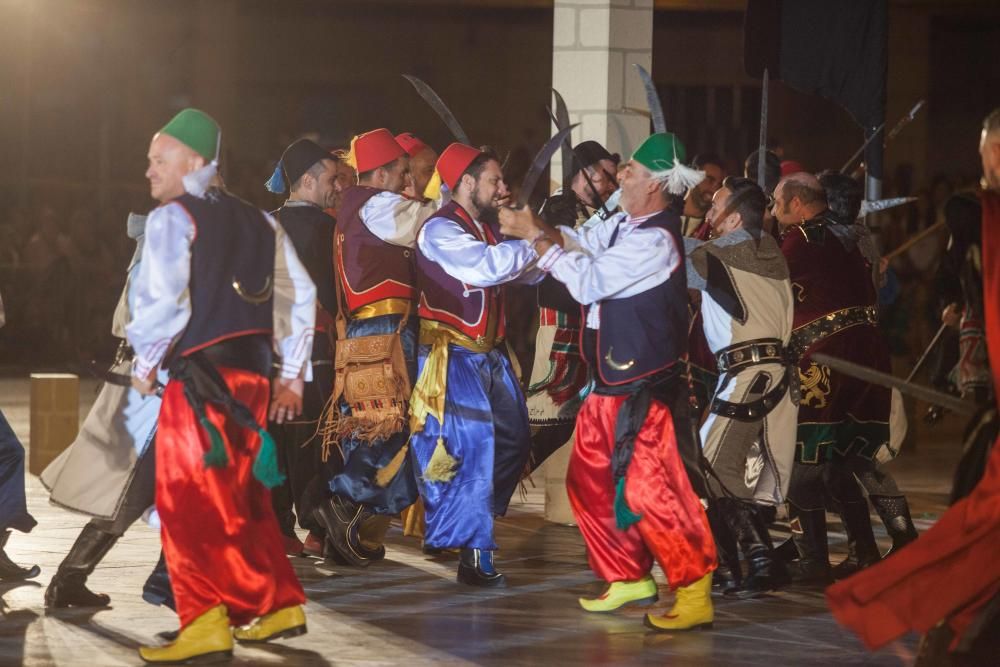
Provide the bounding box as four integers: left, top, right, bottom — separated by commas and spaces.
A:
319, 237, 411, 456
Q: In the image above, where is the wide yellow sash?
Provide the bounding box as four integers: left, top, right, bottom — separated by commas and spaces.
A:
408, 320, 499, 483
351, 298, 414, 320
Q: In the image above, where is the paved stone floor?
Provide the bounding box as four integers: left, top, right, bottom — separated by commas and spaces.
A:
0, 378, 966, 666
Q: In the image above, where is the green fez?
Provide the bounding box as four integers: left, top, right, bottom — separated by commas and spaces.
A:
159, 108, 220, 162
631, 132, 687, 173
630, 132, 704, 195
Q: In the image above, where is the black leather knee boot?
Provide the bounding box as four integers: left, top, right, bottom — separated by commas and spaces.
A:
44, 523, 117, 608
787, 504, 833, 586
723, 500, 788, 599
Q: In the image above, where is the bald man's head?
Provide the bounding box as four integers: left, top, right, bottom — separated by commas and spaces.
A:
773, 172, 827, 228
145, 132, 206, 202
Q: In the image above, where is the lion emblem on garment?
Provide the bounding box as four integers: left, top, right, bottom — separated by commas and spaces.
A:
798, 362, 831, 409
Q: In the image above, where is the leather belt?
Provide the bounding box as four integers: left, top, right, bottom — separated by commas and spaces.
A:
195, 334, 273, 377
789, 305, 878, 359
716, 338, 786, 374
709, 369, 791, 422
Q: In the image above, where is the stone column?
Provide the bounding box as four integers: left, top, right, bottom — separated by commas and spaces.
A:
543, 0, 653, 524
29, 373, 79, 475
550, 0, 654, 190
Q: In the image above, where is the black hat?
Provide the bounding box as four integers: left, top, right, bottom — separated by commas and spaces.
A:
265, 139, 334, 193
570, 140, 619, 178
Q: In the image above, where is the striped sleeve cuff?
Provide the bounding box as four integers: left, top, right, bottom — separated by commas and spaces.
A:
131, 339, 172, 379
537, 244, 566, 272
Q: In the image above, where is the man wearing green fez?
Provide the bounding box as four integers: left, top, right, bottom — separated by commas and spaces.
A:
127, 108, 317, 662
499, 132, 717, 632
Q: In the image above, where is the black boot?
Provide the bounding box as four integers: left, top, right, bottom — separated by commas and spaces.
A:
142, 551, 175, 611
457, 548, 506, 588
723, 501, 788, 599
44, 524, 117, 608
870, 495, 919, 557
0, 530, 40, 581
707, 500, 742, 591
357, 515, 389, 562
787, 505, 833, 586
772, 536, 799, 562
831, 500, 881, 579
311, 495, 371, 568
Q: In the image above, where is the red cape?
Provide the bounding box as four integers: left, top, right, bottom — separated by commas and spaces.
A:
824, 188, 1000, 651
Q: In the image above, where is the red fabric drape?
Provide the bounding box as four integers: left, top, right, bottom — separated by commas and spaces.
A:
825, 188, 1000, 650
981, 190, 1000, 409
156, 367, 305, 628
825, 443, 1000, 649
567, 393, 716, 587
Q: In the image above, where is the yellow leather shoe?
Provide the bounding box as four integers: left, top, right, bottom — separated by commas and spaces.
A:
579, 575, 658, 613
644, 572, 714, 632
139, 605, 233, 664
232, 605, 307, 643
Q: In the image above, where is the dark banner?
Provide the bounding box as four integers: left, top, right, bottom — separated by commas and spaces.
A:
745, 0, 888, 176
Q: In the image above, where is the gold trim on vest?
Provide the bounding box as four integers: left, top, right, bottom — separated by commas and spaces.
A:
351, 298, 414, 320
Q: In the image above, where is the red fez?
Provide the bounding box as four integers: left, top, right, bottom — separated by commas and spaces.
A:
780, 160, 805, 177
436, 143, 483, 190
395, 132, 430, 158
350, 128, 406, 173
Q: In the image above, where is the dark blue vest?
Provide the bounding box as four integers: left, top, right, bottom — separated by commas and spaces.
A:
169, 189, 275, 359
580, 208, 688, 385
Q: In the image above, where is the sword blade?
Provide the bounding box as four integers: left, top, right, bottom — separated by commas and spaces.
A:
858, 196, 917, 218
551, 89, 574, 186
810, 353, 976, 416
884, 99, 925, 146
839, 123, 885, 174
516, 124, 578, 210
548, 91, 611, 217
841, 98, 925, 174
402, 74, 471, 145
757, 68, 769, 188
633, 64, 666, 134
906, 322, 949, 383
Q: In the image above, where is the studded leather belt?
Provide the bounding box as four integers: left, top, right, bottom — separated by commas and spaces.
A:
788, 305, 878, 358
715, 338, 786, 373
709, 338, 799, 421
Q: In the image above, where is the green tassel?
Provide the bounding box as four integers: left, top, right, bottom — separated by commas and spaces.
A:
613, 477, 642, 530
253, 428, 286, 489
200, 417, 229, 468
